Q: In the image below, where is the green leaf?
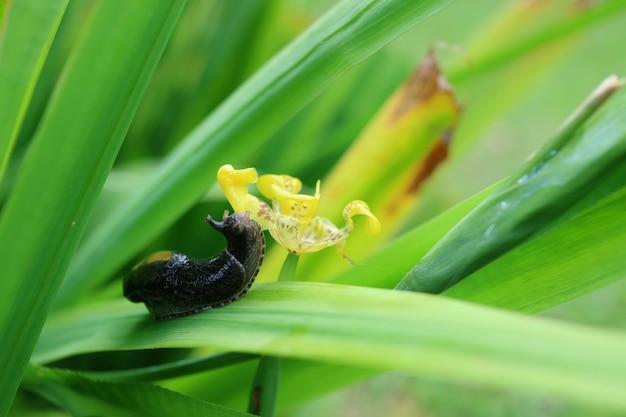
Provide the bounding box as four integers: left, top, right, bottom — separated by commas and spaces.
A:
331, 175, 626, 316
0, 0, 68, 183
445, 186, 626, 313
0, 1, 186, 414
21, 366, 253, 417
34, 282, 626, 411
397, 77, 625, 293
328, 82, 626, 318
55, 0, 457, 306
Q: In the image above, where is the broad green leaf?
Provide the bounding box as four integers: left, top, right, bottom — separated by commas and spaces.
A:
21, 366, 252, 417
445, 186, 626, 313
0, 1, 186, 414
397, 77, 625, 293
34, 283, 626, 411
55, 0, 457, 307
330, 177, 626, 315
0, 0, 68, 183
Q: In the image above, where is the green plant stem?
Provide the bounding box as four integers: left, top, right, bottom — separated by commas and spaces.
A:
248, 252, 299, 416
278, 252, 300, 282
248, 356, 281, 417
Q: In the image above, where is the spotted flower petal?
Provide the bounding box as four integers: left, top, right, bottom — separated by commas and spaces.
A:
264, 179, 320, 226
284, 200, 380, 254
258, 174, 303, 196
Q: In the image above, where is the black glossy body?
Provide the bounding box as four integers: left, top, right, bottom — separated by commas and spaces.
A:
124, 212, 265, 320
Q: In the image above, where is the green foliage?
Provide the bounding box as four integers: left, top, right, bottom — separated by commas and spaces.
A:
30, 283, 626, 411
21, 366, 252, 417
398, 80, 626, 293
0, 1, 186, 413
1, 0, 626, 416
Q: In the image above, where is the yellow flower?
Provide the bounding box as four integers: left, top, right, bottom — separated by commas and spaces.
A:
217, 164, 380, 255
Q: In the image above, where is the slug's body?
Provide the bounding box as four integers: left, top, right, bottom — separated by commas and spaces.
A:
124, 212, 265, 320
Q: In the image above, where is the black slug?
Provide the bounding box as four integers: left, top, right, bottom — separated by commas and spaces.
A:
123, 211, 265, 320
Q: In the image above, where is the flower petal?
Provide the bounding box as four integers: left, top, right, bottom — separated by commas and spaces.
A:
217, 165, 272, 229
258, 174, 302, 197
343, 200, 381, 235
258, 174, 320, 224
291, 200, 380, 254
266, 215, 336, 255
269, 183, 319, 224
266, 215, 301, 254
298, 216, 347, 253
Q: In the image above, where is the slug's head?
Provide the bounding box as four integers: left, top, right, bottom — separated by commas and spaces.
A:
206, 211, 264, 264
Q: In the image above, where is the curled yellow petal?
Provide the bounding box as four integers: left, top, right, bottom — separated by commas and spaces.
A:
217, 164, 272, 229
267, 201, 380, 255
269, 184, 319, 225
259, 174, 321, 227
343, 200, 381, 235
217, 165, 257, 212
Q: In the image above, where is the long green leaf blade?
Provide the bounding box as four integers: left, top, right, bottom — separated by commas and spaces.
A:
445, 186, 626, 313
0, 2, 185, 414
22, 366, 253, 417
34, 282, 626, 411
78, 352, 257, 383
0, 0, 68, 183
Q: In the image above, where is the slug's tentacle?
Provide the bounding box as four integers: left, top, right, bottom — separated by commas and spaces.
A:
123, 212, 265, 320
